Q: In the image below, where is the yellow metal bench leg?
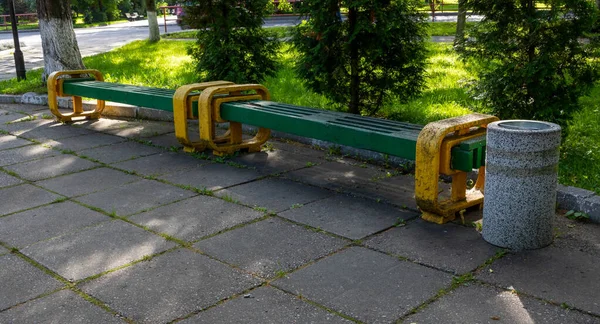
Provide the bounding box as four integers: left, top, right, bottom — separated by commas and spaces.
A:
173, 81, 235, 152
415, 113, 499, 224
197, 84, 271, 156
47, 69, 105, 122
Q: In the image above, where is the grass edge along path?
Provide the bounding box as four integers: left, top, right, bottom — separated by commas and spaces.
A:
0, 39, 597, 194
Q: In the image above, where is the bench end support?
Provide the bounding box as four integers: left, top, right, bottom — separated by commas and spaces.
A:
415, 113, 499, 224
47, 69, 105, 122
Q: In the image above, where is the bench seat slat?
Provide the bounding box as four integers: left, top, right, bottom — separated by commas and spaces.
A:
62, 81, 183, 112
221, 100, 420, 160
58, 80, 484, 168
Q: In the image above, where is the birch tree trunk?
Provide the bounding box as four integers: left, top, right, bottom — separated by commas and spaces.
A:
146, 0, 160, 42
36, 0, 85, 82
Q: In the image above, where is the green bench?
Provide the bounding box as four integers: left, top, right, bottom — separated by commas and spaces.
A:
47, 69, 498, 224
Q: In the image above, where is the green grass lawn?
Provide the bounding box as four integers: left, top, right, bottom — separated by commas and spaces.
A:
0, 39, 597, 194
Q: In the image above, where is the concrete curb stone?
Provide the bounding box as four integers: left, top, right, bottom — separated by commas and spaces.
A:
1, 93, 598, 223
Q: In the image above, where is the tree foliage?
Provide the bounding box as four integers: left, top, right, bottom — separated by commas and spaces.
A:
293, 0, 427, 115
277, 0, 293, 13
458, 0, 599, 129
185, 0, 279, 83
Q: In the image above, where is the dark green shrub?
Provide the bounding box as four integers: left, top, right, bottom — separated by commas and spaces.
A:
293, 0, 428, 114
185, 0, 279, 84
458, 0, 600, 129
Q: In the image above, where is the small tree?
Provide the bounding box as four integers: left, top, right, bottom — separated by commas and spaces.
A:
459, 0, 599, 129
185, 0, 279, 83
293, 0, 427, 115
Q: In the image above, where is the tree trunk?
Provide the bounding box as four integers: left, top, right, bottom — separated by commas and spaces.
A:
146, 0, 160, 42
596, 0, 600, 9
348, 7, 360, 115
455, 0, 467, 46
36, 0, 85, 82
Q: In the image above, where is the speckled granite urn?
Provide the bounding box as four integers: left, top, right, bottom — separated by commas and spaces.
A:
482, 120, 561, 250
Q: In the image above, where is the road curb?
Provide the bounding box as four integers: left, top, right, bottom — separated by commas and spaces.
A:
1, 92, 598, 223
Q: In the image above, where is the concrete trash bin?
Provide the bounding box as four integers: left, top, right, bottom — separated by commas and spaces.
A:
482, 120, 561, 250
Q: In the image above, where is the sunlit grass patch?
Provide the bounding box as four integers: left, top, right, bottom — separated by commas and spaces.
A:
83, 40, 197, 89
0, 69, 46, 94
559, 87, 600, 193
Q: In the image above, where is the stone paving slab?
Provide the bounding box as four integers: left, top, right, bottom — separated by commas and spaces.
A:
21, 220, 177, 282
477, 246, 600, 315
365, 219, 499, 274
129, 195, 263, 242
0, 171, 23, 188
404, 283, 599, 324
158, 162, 263, 191
0, 184, 61, 217
144, 132, 182, 149
266, 140, 330, 160
80, 249, 261, 324
72, 119, 141, 134
41, 133, 126, 152
183, 286, 352, 323
0, 119, 54, 134
0, 254, 63, 311
75, 179, 196, 217
283, 161, 388, 192
230, 149, 318, 175
36, 167, 141, 198
4, 155, 100, 181
0, 289, 125, 323
195, 217, 348, 278
0, 135, 32, 150
78, 141, 164, 164
274, 247, 454, 323
280, 194, 418, 240
282, 161, 420, 209
349, 174, 423, 210
0, 201, 109, 249
0, 144, 56, 167
215, 178, 333, 213
0, 110, 28, 124
0, 104, 47, 115
73, 119, 173, 138
552, 215, 600, 257
7, 122, 95, 142
111, 152, 206, 177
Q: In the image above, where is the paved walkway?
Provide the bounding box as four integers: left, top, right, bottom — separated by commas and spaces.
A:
0, 103, 599, 323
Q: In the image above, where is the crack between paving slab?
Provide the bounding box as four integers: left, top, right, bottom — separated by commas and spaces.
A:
268, 284, 363, 324
75, 246, 183, 286
167, 282, 269, 323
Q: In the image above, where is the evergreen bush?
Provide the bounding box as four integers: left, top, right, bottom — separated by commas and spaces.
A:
185, 0, 279, 84
458, 0, 600, 129
292, 0, 428, 115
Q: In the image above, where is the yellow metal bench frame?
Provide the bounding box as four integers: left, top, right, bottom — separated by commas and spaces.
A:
415, 113, 499, 224
47, 69, 105, 122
